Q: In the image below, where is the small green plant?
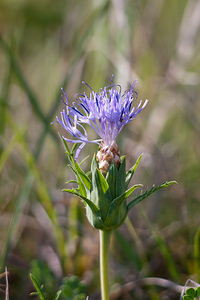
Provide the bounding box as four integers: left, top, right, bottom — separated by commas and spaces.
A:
182, 287, 200, 300
180, 280, 200, 300
30, 260, 86, 300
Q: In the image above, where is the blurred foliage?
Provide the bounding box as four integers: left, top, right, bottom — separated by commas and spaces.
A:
0, 0, 200, 299
183, 286, 200, 300
30, 261, 86, 300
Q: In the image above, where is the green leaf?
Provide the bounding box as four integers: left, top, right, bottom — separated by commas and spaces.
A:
76, 176, 87, 198
105, 157, 126, 199
30, 292, 39, 296
116, 156, 126, 196
106, 163, 118, 199
60, 276, 86, 299
30, 273, 46, 300
125, 154, 143, 189
60, 136, 77, 168
183, 296, 193, 300
71, 143, 79, 156
60, 137, 91, 195
128, 181, 176, 211
196, 286, 200, 297
62, 188, 79, 195
60, 135, 71, 157
79, 155, 90, 166
75, 161, 91, 190
65, 180, 78, 184
95, 168, 109, 194
67, 165, 86, 194
185, 288, 196, 297
62, 188, 99, 214
66, 165, 87, 198
54, 290, 62, 300
30, 260, 57, 299
91, 154, 98, 175
103, 184, 142, 229
109, 184, 142, 212
86, 170, 92, 177
93, 168, 112, 220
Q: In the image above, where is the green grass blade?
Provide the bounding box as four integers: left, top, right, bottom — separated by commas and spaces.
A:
0, 132, 21, 173
2, 114, 68, 270
54, 290, 62, 300
0, 60, 11, 139
0, 36, 57, 142
0, 0, 111, 272
125, 217, 149, 273
30, 274, 46, 300
0, 174, 33, 267
114, 230, 143, 271
140, 207, 179, 281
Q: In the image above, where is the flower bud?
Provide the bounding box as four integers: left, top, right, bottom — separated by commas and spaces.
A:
96, 142, 121, 176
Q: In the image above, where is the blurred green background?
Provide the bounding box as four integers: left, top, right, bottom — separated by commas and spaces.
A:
0, 0, 200, 299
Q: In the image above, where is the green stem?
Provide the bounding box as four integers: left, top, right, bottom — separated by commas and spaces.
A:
99, 230, 111, 300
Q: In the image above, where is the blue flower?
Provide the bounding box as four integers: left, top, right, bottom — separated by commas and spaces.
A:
54, 76, 148, 159
55, 77, 175, 231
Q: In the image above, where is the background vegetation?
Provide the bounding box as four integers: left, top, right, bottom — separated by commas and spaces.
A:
0, 0, 200, 299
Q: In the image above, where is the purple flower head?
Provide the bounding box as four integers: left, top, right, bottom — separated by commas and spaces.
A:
54, 76, 148, 159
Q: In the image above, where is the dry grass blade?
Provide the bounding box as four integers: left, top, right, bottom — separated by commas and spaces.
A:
0, 269, 9, 300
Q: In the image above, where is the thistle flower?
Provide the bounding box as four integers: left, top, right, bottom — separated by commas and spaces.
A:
53, 77, 176, 300
55, 76, 148, 173
54, 76, 175, 232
